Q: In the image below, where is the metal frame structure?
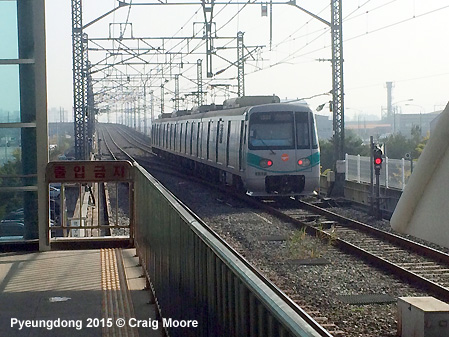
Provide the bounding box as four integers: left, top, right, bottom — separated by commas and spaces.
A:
237, 31, 245, 97
74, 1, 344, 165
331, 0, 344, 162
201, 0, 215, 78
71, 0, 88, 160
196, 59, 203, 106
0, 0, 48, 249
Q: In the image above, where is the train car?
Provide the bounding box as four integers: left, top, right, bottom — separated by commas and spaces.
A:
151, 95, 320, 197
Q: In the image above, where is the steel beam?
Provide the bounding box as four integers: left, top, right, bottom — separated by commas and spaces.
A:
237, 32, 245, 97
331, 0, 344, 162
71, 0, 87, 159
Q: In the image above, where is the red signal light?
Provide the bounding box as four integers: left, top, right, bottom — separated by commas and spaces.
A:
374, 158, 382, 165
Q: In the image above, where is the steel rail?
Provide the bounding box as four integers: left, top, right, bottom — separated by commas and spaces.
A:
298, 200, 449, 266
101, 124, 334, 337
250, 198, 449, 303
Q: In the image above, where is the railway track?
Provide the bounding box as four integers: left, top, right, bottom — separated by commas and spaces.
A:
99, 123, 449, 336
98, 123, 337, 336
244, 194, 449, 304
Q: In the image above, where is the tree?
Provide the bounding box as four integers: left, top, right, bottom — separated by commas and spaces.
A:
380, 128, 428, 160
319, 130, 370, 172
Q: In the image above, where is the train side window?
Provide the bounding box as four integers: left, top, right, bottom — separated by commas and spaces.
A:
198, 122, 202, 158
173, 124, 176, 150
184, 122, 188, 154
179, 123, 183, 152
216, 120, 221, 162
239, 121, 244, 171
168, 124, 171, 149
226, 121, 231, 166
190, 122, 194, 155
207, 121, 211, 160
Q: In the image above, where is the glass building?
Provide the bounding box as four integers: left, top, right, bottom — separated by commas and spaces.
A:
0, 0, 48, 249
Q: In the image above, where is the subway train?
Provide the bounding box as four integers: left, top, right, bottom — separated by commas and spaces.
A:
151, 95, 320, 197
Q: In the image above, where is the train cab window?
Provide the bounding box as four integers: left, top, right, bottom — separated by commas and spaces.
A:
249, 111, 294, 150
295, 112, 310, 149
295, 111, 316, 149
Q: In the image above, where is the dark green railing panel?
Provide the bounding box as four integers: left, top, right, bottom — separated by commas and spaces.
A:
133, 164, 324, 337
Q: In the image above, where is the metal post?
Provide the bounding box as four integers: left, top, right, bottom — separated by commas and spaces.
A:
143, 82, 147, 135
385, 156, 389, 189
197, 59, 203, 106
401, 158, 406, 190
72, 0, 87, 160
97, 182, 100, 237
174, 74, 180, 111
61, 184, 67, 237
357, 154, 360, 183
237, 32, 245, 97
79, 183, 82, 237
376, 171, 381, 219
129, 182, 134, 246
116, 182, 119, 229
370, 136, 374, 214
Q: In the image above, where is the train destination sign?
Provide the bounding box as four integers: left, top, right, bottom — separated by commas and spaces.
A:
46, 160, 133, 183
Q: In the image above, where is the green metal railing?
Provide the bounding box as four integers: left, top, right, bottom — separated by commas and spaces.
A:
133, 163, 326, 337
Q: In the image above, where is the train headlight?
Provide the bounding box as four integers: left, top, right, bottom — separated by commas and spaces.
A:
297, 158, 311, 167
259, 158, 273, 168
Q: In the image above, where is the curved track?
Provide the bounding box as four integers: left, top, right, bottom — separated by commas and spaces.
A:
98, 123, 335, 337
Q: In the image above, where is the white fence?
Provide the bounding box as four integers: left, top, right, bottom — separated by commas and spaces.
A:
345, 154, 414, 190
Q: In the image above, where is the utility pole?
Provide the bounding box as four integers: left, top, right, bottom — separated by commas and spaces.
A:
237, 32, 245, 97
331, 0, 344, 163
71, 0, 87, 159
174, 74, 180, 111
197, 59, 203, 106
289, 0, 345, 167
201, 0, 215, 78
160, 84, 165, 115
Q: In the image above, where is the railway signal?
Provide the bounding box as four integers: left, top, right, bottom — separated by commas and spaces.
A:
373, 147, 383, 174
372, 145, 383, 219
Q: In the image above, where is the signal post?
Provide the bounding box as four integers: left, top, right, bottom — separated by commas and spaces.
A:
373, 145, 383, 219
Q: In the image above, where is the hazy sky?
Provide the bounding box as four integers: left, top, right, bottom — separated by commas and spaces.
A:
44, 0, 449, 121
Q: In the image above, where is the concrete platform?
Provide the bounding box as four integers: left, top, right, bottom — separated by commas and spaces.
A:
0, 248, 163, 337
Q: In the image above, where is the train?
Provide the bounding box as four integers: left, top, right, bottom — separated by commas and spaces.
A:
151, 95, 320, 197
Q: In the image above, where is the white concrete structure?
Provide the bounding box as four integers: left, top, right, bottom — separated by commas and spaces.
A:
390, 102, 449, 249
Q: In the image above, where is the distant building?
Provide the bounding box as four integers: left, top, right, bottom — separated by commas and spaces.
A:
429, 111, 444, 134
316, 110, 442, 143
314, 114, 333, 141
394, 112, 440, 137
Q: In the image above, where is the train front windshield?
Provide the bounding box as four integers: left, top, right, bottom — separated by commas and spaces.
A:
248, 111, 316, 150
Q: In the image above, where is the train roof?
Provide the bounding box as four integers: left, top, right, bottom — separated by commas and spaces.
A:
155, 95, 312, 122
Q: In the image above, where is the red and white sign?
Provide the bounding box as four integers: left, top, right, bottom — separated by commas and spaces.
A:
281, 154, 289, 162
46, 161, 133, 183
